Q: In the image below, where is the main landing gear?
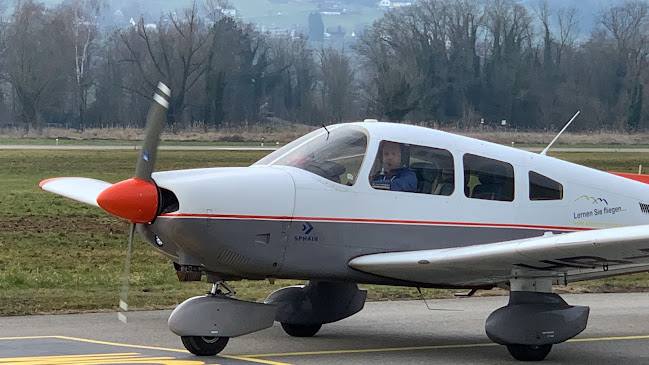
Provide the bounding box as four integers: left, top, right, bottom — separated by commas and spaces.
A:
280, 323, 323, 337
265, 281, 367, 338
485, 274, 590, 361
169, 280, 367, 356
506, 344, 553, 362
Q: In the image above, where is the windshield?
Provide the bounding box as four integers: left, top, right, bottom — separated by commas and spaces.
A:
271, 127, 368, 185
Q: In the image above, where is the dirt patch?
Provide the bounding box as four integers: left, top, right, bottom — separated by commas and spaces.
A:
567, 284, 649, 294
0, 215, 128, 235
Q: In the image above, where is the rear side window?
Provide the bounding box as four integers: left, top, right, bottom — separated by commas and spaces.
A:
529, 171, 563, 200
464, 154, 514, 201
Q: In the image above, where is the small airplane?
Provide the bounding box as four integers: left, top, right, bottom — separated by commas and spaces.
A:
40, 83, 649, 361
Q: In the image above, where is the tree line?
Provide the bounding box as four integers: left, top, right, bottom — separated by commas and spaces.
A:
2, 0, 649, 132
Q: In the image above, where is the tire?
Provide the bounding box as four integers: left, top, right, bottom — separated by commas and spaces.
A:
181, 336, 229, 356
506, 344, 552, 361
280, 322, 322, 337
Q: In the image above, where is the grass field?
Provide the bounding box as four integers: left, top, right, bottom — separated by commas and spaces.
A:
1, 148, 649, 315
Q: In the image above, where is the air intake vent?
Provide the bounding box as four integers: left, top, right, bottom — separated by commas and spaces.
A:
639, 202, 649, 214
158, 188, 179, 214
217, 249, 250, 268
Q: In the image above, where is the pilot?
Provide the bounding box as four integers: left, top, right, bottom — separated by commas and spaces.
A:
372, 141, 417, 192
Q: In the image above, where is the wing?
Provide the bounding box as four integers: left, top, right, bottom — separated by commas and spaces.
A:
40, 177, 112, 207
349, 225, 649, 287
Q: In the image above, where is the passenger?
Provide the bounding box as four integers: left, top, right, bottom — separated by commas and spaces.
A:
372, 142, 417, 192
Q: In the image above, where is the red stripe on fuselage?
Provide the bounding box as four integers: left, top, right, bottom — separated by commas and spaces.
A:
159, 213, 589, 232
610, 172, 649, 184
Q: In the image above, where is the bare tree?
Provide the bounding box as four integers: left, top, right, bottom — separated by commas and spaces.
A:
55, 0, 104, 130
556, 6, 579, 67
444, 0, 484, 119
204, 17, 274, 126
482, 0, 534, 123
599, 0, 649, 129
119, 2, 212, 127
319, 47, 354, 122
600, 0, 649, 82
535, 0, 553, 69
6, 0, 66, 131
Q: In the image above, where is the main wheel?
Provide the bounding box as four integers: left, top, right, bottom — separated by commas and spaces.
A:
506, 344, 552, 361
181, 336, 229, 356
280, 322, 322, 337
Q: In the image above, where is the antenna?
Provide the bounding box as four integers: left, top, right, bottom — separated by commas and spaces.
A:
322, 124, 330, 141
540, 111, 580, 156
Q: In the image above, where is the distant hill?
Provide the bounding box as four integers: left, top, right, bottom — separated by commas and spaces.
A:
230, 0, 384, 35
26, 0, 628, 41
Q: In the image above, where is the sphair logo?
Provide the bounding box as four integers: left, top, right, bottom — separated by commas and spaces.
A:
295, 222, 318, 242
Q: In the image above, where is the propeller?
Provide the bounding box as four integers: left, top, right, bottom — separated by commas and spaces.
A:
114, 82, 171, 323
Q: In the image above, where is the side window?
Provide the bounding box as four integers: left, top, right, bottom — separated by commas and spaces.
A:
529, 171, 563, 200
410, 145, 454, 195
369, 140, 454, 195
464, 154, 514, 202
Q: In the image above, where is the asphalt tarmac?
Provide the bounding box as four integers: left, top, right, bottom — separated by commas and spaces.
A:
0, 293, 648, 364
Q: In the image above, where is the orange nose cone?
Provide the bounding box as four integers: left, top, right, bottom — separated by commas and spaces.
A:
97, 178, 159, 223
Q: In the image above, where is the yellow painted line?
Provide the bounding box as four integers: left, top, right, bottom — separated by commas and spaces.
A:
53, 336, 190, 353
0, 353, 206, 364
221, 355, 293, 365
0, 336, 59, 340
0, 334, 648, 363
239, 343, 498, 358
238, 334, 649, 358
52, 336, 292, 365
567, 334, 649, 342
0, 353, 140, 362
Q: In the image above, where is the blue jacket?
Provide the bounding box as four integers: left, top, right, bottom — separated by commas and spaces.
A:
373, 167, 417, 192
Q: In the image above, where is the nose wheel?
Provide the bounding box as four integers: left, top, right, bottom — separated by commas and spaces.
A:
181, 336, 229, 356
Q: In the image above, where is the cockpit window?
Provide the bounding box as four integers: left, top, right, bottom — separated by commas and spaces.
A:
271, 127, 368, 185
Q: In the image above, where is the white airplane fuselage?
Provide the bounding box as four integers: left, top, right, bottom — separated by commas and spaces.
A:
139, 122, 649, 288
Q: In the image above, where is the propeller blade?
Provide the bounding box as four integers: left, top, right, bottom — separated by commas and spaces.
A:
135, 82, 171, 182
118, 223, 136, 323
118, 82, 170, 322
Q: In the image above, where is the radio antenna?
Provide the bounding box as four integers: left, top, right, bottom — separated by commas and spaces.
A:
540, 111, 580, 156
322, 124, 330, 141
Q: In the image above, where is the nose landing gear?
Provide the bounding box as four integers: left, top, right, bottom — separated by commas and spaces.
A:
169, 280, 277, 356
181, 336, 229, 356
